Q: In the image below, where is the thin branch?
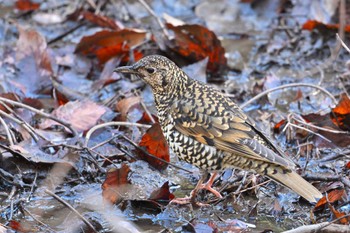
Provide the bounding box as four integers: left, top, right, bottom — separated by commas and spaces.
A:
0, 97, 78, 137
286, 122, 331, 143
0, 116, 14, 146
291, 115, 349, 135
240, 83, 337, 109
136, 0, 169, 38
336, 33, 350, 54
84, 121, 150, 147
0, 109, 41, 142
45, 189, 98, 233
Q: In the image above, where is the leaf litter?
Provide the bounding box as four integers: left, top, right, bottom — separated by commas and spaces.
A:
0, 0, 350, 232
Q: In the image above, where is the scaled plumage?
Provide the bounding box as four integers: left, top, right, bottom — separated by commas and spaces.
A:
115, 55, 323, 203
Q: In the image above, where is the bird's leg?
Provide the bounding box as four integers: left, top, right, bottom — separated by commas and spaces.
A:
197, 172, 223, 199
170, 172, 222, 206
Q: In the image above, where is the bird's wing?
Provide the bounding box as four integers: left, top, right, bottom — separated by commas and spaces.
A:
170, 94, 294, 168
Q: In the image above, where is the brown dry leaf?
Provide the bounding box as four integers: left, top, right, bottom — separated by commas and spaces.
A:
302, 113, 350, 148
75, 29, 146, 64
331, 93, 350, 131
116, 96, 141, 121
328, 204, 350, 225
102, 164, 131, 204
9, 142, 74, 164
15, 0, 40, 11
39, 99, 107, 133
0, 93, 20, 113
165, 23, 227, 73
314, 189, 345, 211
82, 11, 122, 30
14, 26, 53, 96
138, 123, 169, 170
149, 181, 174, 202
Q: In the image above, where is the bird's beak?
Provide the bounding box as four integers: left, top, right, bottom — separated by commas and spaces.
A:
114, 66, 139, 75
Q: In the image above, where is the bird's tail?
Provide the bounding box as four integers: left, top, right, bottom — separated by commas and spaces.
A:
268, 171, 323, 203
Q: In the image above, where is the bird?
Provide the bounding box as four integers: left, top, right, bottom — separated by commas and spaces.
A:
114, 55, 323, 205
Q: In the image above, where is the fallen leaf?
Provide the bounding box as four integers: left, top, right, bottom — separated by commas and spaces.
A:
8, 142, 74, 165
165, 23, 227, 73
39, 99, 107, 133
328, 204, 350, 225
346, 161, 350, 169
314, 189, 345, 211
102, 164, 131, 204
149, 181, 174, 202
302, 20, 350, 33
136, 111, 158, 124
82, 11, 122, 30
138, 123, 169, 170
14, 26, 53, 96
331, 93, 350, 131
302, 113, 350, 148
9, 220, 30, 232
0, 93, 20, 113
273, 119, 286, 134
129, 200, 163, 214
75, 29, 147, 64
15, 0, 40, 11
116, 96, 141, 121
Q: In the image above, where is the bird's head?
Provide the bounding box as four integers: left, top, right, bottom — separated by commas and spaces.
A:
114, 55, 182, 95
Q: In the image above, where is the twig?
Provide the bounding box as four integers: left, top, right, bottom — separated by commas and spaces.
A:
136, 0, 169, 38
84, 121, 150, 147
48, 22, 86, 45
0, 109, 41, 142
291, 114, 349, 135
140, 100, 155, 124
284, 222, 350, 233
240, 83, 337, 109
285, 122, 332, 143
336, 33, 350, 54
44, 189, 98, 233
22, 207, 56, 232
0, 97, 78, 137
0, 116, 14, 146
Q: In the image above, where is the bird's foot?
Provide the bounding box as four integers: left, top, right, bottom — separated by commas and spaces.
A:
198, 172, 223, 199
170, 189, 210, 207
199, 182, 223, 199
170, 196, 210, 207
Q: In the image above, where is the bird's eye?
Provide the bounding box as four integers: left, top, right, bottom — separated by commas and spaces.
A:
146, 67, 156, 74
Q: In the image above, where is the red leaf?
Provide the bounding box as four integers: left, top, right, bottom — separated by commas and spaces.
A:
302, 20, 350, 33
75, 29, 146, 64
328, 204, 350, 225
331, 93, 350, 130
346, 161, 350, 169
165, 23, 227, 73
15, 0, 40, 11
102, 164, 130, 204
139, 123, 169, 170
149, 181, 174, 201
314, 189, 345, 211
273, 119, 286, 134
137, 112, 159, 124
